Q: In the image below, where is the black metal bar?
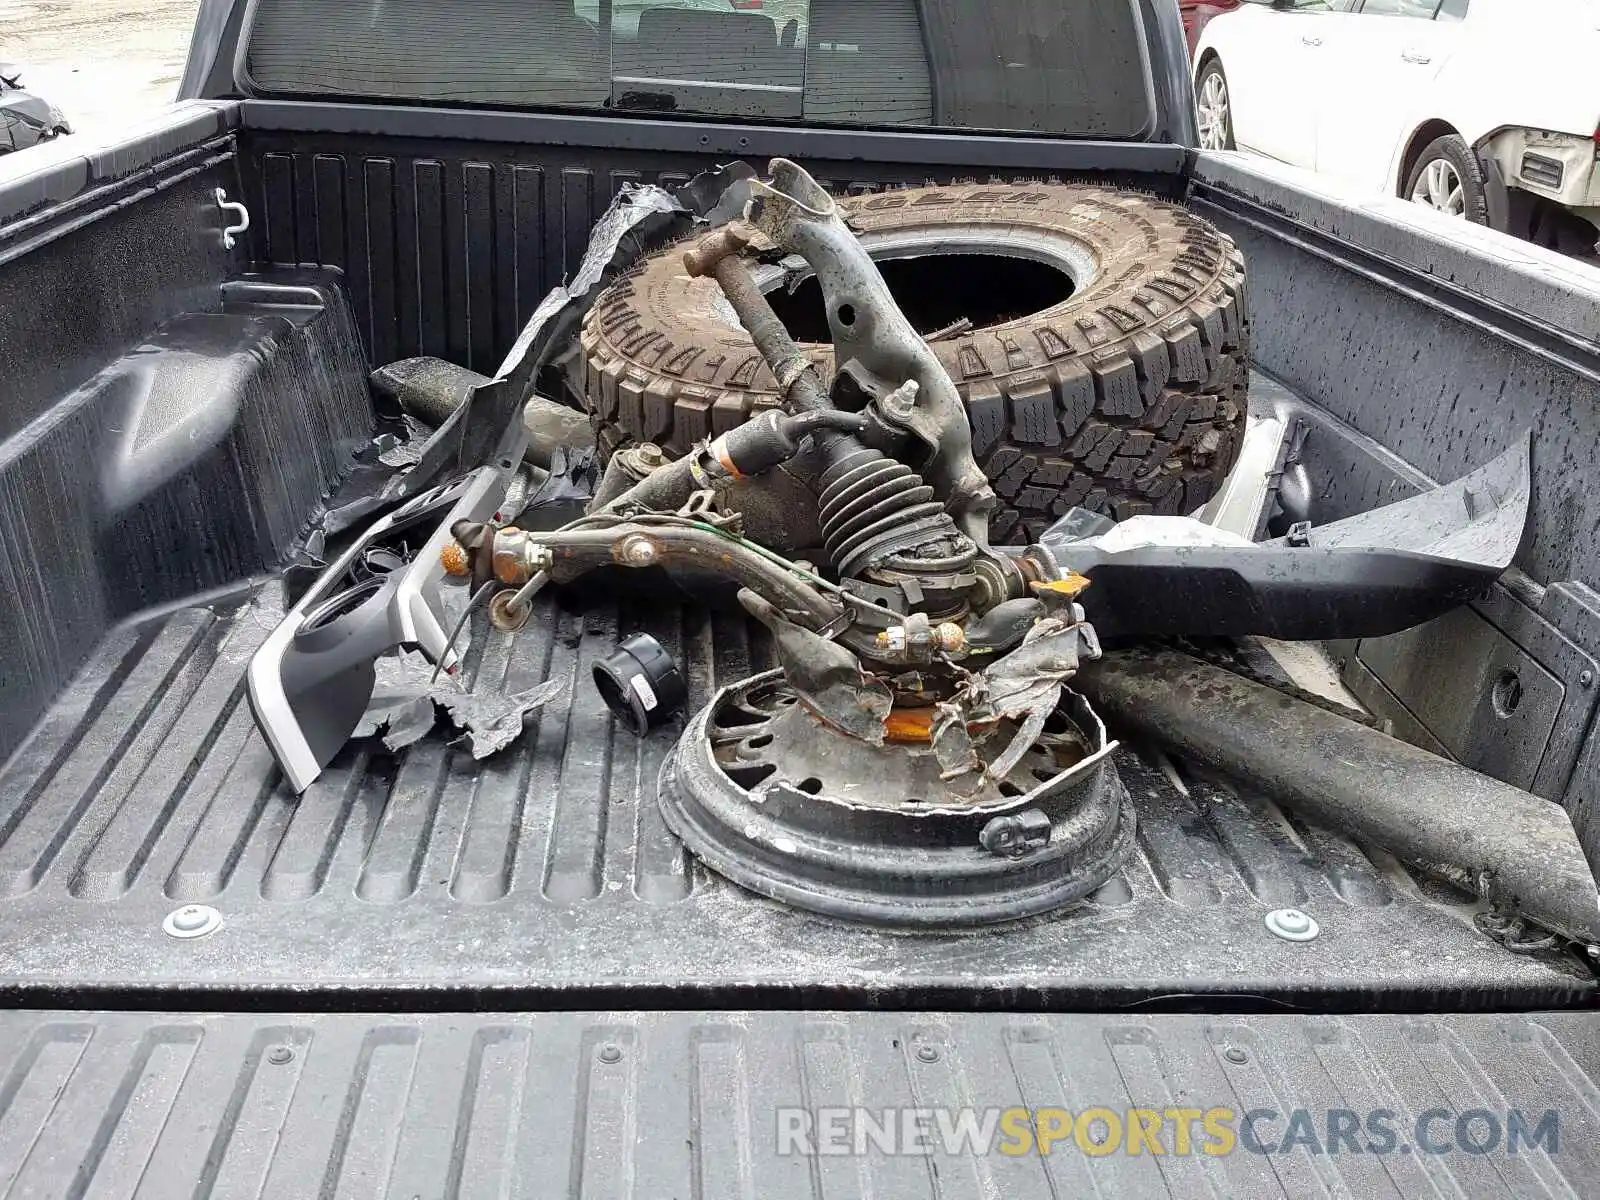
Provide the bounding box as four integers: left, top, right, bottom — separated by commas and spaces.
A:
1076, 645, 1600, 949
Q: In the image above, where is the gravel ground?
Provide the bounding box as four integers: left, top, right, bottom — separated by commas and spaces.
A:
1, 0, 198, 136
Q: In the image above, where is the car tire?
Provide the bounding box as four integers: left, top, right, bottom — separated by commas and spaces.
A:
1195, 59, 1235, 152
579, 185, 1250, 537
1404, 135, 1489, 224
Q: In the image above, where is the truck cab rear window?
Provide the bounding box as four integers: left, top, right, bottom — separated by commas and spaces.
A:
241, 0, 1154, 138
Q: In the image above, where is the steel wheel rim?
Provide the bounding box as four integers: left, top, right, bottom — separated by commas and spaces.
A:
1197, 72, 1229, 150
1411, 157, 1465, 216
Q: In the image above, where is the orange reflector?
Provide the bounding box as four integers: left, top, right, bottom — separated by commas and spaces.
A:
885, 707, 935, 743
1034, 573, 1091, 599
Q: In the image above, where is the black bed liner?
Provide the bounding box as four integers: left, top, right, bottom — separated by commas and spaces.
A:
0, 1008, 1595, 1198
0, 573, 1588, 1009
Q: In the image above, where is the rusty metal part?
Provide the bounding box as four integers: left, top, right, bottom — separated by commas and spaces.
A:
499, 569, 552, 622
489, 588, 535, 632
682, 224, 830, 412
657, 672, 1134, 925
969, 554, 1031, 612
537, 524, 841, 632
488, 527, 553, 585
698, 671, 1110, 815
1077, 645, 1600, 949
448, 518, 501, 590
930, 704, 981, 782
630, 442, 669, 470
1012, 553, 1046, 587
985, 700, 1056, 788
739, 589, 892, 744
616, 534, 657, 567
748, 159, 998, 544
964, 617, 1102, 726
680, 184, 989, 618
873, 614, 968, 665
680, 224, 756, 278
915, 612, 1105, 796
592, 452, 707, 517
859, 375, 942, 462
589, 442, 668, 509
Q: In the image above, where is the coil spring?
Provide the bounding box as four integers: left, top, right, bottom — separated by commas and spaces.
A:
818, 446, 974, 582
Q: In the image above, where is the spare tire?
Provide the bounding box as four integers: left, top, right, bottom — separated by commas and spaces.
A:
579, 184, 1249, 540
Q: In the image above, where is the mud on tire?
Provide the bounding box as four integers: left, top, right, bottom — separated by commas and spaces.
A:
579, 184, 1249, 541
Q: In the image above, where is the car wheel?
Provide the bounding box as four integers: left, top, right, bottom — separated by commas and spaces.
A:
1195, 60, 1234, 151
1404, 135, 1489, 224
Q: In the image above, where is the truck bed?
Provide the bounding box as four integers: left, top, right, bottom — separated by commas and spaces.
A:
2, 103, 1595, 1014
0, 559, 1586, 1009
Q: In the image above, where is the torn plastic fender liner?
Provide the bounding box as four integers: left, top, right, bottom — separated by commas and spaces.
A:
1039, 433, 1531, 640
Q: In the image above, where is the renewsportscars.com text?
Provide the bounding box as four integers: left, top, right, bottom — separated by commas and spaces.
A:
775, 1106, 1560, 1159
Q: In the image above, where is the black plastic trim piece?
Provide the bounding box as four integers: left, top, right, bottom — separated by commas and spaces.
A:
1521, 151, 1565, 190
1479, 150, 1512, 233
1065, 546, 1511, 641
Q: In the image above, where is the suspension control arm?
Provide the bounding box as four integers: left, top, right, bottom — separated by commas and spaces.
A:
516, 524, 842, 633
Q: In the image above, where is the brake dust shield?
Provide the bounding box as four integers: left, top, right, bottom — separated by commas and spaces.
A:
659, 671, 1135, 926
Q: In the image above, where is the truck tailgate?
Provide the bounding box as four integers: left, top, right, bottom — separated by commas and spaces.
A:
0, 1008, 1593, 1197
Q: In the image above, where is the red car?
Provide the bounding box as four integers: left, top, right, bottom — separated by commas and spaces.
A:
1179, 0, 1241, 54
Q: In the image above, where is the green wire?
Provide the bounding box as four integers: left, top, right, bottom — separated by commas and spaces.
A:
682, 519, 893, 613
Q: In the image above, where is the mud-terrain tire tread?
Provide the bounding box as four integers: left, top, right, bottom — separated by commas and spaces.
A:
579, 184, 1250, 540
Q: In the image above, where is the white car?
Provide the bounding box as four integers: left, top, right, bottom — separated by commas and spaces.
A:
1193, 0, 1600, 250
